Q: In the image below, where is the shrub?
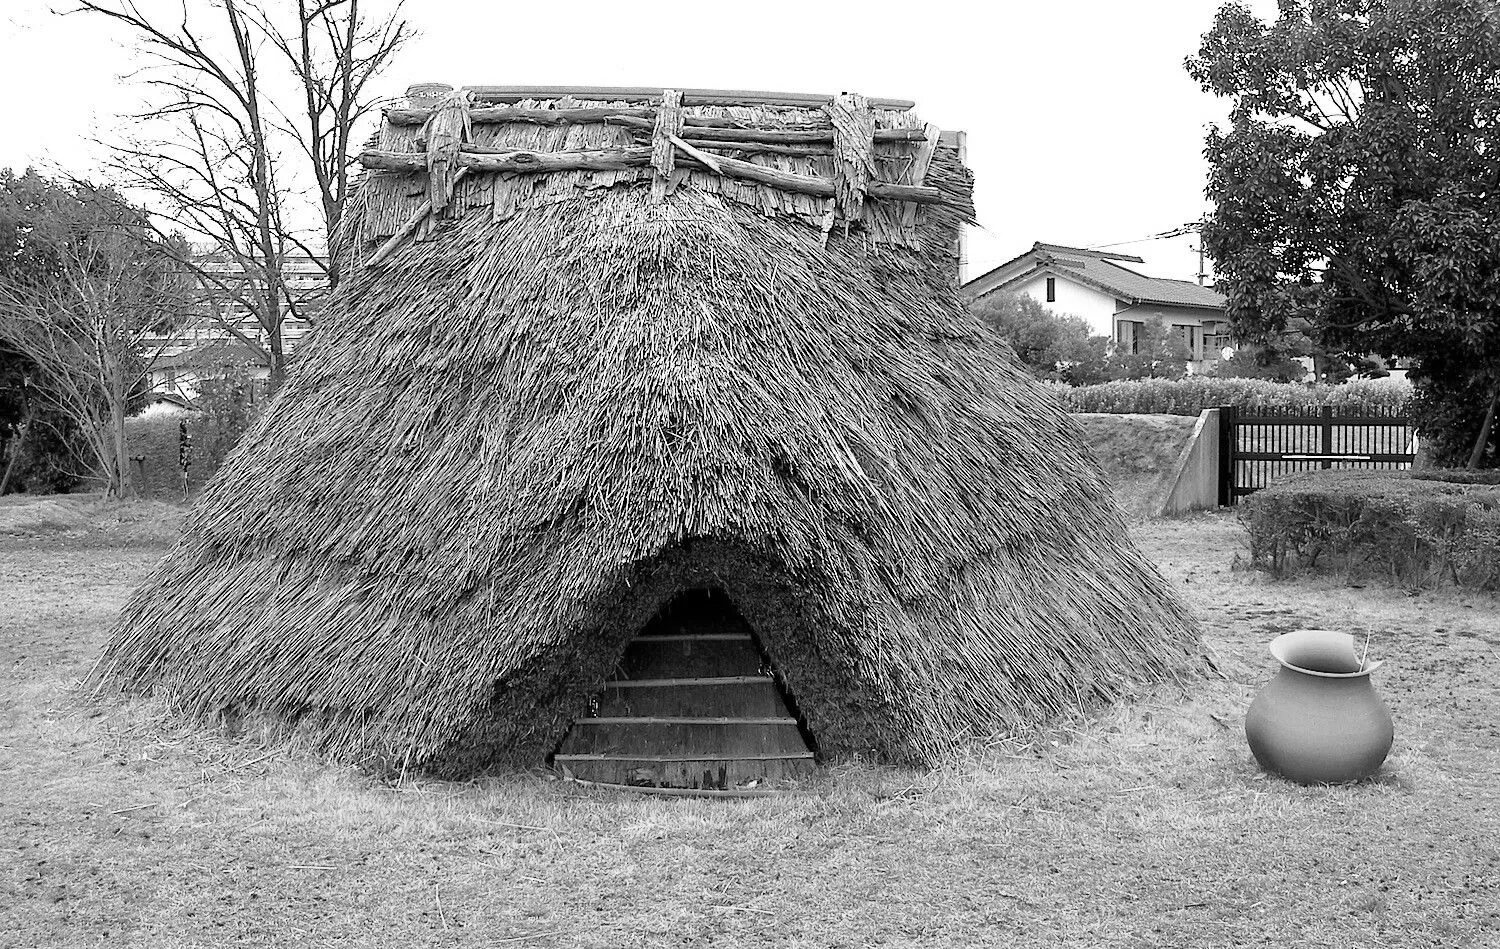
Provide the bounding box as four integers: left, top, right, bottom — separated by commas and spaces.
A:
972, 293, 1107, 383
1240, 470, 1500, 591
1411, 468, 1500, 486
1051, 376, 1411, 416
1, 414, 83, 494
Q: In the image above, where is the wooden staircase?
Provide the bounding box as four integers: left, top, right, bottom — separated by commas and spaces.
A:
554, 590, 815, 792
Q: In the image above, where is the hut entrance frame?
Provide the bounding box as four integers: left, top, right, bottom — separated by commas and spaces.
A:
553, 587, 818, 792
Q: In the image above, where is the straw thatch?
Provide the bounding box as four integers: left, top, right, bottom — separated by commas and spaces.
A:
95, 87, 1205, 775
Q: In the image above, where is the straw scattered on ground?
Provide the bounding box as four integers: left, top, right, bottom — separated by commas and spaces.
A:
3, 508, 1496, 948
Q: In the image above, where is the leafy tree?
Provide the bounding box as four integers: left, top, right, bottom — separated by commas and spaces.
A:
1212, 341, 1311, 383
1189, 0, 1500, 467
972, 293, 1108, 383
0, 170, 190, 498
0, 342, 84, 494
1090, 320, 1194, 383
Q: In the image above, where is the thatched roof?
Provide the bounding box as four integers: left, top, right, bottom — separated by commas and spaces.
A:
96, 86, 1204, 775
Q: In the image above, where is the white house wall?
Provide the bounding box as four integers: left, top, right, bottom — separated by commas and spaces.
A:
1006, 273, 1122, 338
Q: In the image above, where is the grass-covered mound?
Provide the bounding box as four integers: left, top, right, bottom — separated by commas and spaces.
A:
1071, 414, 1198, 519
1241, 470, 1500, 591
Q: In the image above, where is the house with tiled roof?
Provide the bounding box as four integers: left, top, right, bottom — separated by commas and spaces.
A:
964, 242, 1230, 372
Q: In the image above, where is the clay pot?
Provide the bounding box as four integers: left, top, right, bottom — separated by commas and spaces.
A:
1244, 629, 1394, 784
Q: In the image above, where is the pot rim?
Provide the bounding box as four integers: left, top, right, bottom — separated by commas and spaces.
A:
1268, 629, 1384, 678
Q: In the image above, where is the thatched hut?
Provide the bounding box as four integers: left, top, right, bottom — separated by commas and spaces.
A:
96, 86, 1204, 789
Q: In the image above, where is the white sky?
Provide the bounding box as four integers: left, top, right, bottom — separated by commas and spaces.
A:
0, 0, 1280, 284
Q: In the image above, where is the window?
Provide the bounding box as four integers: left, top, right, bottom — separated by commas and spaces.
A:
1172, 324, 1201, 361
1116, 319, 1143, 355
1045, 276, 1056, 302
1203, 321, 1232, 360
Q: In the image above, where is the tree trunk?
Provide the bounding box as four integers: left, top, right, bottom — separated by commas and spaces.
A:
267, 319, 286, 392
110, 396, 131, 498
1468, 381, 1500, 470
0, 413, 31, 495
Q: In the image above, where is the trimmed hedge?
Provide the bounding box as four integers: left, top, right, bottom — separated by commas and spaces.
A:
1241, 469, 1500, 591
1412, 468, 1500, 486
1050, 377, 1411, 416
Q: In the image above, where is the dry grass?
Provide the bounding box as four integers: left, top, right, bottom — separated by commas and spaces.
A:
4, 508, 1497, 947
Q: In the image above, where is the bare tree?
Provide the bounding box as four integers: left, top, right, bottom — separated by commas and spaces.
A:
0, 175, 188, 498
75, 0, 412, 388
268, 0, 413, 289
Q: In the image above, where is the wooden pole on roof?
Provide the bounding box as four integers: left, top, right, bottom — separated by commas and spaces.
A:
651, 90, 683, 202
357, 148, 951, 205
827, 93, 874, 224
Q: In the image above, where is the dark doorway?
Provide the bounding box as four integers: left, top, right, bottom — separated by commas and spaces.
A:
553, 588, 815, 792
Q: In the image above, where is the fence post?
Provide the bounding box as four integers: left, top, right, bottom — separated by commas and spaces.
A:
1217, 405, 1235, 506
1320, 405, 1334, 469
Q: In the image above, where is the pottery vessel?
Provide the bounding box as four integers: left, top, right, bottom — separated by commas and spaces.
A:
1244, 629, 1394, 784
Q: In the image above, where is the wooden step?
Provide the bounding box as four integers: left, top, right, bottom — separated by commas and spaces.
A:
595, 677, 786, 717
630, 634, 752, 641
556, 753, 815, 790
617, 636, 764, 679
572, 716, 798, 725
555, 752, 814, 762
557, 719, 809, 757
603, 676, 770, 687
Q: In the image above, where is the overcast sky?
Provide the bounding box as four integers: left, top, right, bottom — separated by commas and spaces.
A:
0, 0, 1279, 284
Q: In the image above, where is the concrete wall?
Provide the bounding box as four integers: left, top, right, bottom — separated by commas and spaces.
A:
1160, 408, 1221, 516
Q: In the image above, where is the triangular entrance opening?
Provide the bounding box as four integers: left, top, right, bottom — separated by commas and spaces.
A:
554, 587, 816, 793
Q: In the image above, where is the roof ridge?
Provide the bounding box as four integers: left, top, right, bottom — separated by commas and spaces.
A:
1032, 241, 1145, 264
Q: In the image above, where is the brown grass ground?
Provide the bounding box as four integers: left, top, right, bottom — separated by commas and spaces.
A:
2, 496, 1497, 948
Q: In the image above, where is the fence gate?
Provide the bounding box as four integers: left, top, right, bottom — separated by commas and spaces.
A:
1217, 405, 1415, 504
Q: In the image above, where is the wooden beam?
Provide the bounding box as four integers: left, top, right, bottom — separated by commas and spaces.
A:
358, 147, 951, 206
603, 676, 772, 688
555, 752, 813, 761
607, 114, 924, 144
388, 106, 774, 129
675, 152, 948, 205
570, 717, 800, 725
360, 147, 651, 174
457, 85, 915, 110
385, 105, 656, 127
561, 777, 794, 798
362, 167, 470, 269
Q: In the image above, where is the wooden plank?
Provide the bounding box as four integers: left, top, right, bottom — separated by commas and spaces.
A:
604, 676, 771, 687
618, 636, 763, 680
629, 634, 752, 641
571, 717, 798, 725
563, 777, 801, 798
556, 720, 809, 757
596, 679, 788, 717
555, 752, 813, 762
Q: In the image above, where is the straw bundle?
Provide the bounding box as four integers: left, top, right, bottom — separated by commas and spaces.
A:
95, 88, 1203, 775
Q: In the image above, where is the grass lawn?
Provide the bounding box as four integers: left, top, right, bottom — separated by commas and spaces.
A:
2, 499, 1497, 947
